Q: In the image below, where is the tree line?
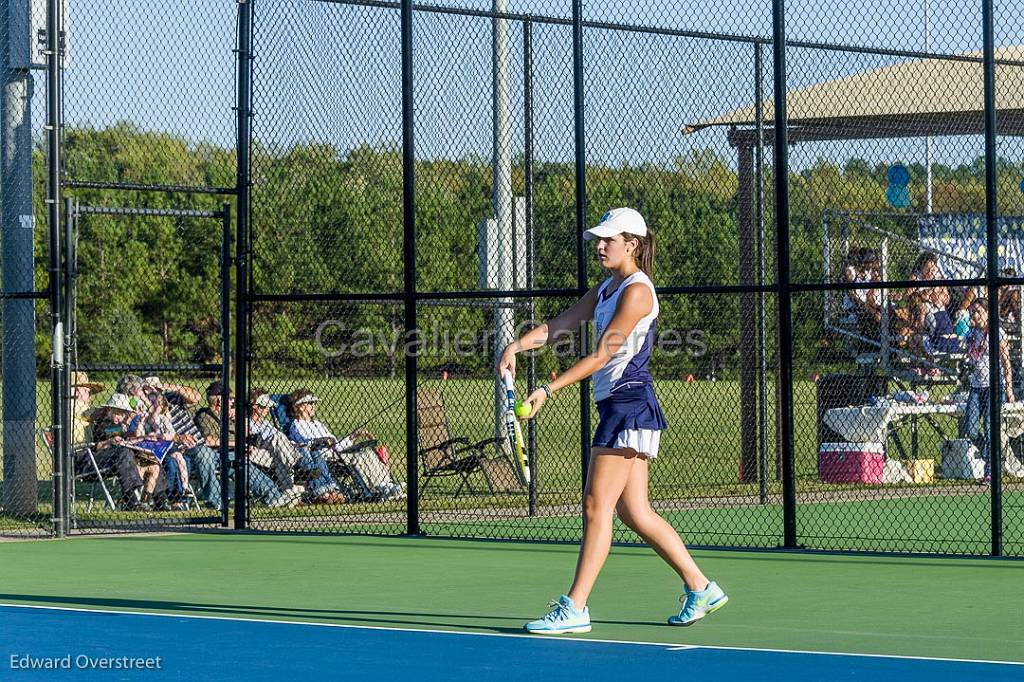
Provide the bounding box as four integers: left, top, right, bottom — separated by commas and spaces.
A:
26, 123, 1024, 379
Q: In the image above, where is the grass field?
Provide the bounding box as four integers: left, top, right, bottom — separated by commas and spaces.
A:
0, 376, 962, 487
2, 377, 1022, 555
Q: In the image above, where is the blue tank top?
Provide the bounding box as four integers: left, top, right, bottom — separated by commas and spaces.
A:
592, 271, 659, 402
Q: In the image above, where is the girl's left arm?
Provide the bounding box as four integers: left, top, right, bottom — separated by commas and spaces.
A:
523, 284, 653, 418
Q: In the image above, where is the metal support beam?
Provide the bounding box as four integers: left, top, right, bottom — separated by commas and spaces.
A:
772, 0, 798, 549
572, 0, 591, 494
738, 144, 759, 485
401, 0, 420, 536
523, 19, 538, 517
234, 0, 254, 530
981, 0, 1002, 557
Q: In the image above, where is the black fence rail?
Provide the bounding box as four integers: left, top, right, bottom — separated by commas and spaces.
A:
2, 0, 1021, 557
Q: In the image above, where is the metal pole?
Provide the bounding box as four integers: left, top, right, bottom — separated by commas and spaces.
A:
234, 0, 254, 530
492, 0, 514, 452
738, 143, 758, 484
923, 0, 933, 213
47, 0, 65, 537
2, 0, 40, 520
62, 196, 74, 533
754, 42, 769, 504
524, 18, 537, 516
981, 0, 1002, 557
572, 0, 591, 495
401, 0, 420, 535
220, 204, 232, 527
772, 0, 798, 549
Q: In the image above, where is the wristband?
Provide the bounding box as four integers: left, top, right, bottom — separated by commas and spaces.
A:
541, 384, 556, 401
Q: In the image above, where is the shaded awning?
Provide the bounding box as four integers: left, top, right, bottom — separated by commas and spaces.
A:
685, 46, 1024, 143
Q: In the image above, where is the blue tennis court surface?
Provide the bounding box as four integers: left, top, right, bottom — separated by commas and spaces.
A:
2, 605, 1021, 681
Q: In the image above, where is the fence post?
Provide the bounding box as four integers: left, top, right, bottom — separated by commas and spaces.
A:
62, 197, 75, 533
401, 0, 420, 536
46, 0, 66, 538
221, 204, 233, 527
571, 0, 591, 496
234, 0, 255, 530
981, 0, 1002, 557
523, 18, 539, 516
754, 41, 769, 505
771, 0, 797, 549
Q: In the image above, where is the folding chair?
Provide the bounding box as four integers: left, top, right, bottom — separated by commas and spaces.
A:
39, 428, 118, 514
415, 387, 518, 496
269, 393, 295, 435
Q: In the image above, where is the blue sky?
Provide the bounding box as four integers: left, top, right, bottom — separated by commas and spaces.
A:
47, 0, 1024, 171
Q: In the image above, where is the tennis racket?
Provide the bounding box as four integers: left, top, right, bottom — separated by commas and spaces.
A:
501, 371, 531, 485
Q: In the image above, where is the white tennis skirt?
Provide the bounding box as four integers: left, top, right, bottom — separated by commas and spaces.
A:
609, 428, 660, 459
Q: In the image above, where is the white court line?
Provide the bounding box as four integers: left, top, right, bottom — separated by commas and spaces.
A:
2, 602, 1022, 668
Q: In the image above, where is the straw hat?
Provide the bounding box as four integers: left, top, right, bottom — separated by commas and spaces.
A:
70, 371, 104, 393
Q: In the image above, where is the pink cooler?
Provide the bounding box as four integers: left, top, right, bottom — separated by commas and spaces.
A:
818, 442, 885, 484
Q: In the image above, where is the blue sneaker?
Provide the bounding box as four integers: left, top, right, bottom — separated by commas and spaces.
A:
667, 581, 728, 626
524, 595, 592, 634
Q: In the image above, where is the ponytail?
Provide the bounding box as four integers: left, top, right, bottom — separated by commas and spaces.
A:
624, 230, 656, 278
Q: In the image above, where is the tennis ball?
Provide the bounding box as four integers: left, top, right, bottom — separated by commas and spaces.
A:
514, 400, 532, 418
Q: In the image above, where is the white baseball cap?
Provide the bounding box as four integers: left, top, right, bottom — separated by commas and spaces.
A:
583, 207, 647, 241
251, 393, 275, 408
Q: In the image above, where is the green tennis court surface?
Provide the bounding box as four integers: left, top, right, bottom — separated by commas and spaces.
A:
1, 533, 1021, 663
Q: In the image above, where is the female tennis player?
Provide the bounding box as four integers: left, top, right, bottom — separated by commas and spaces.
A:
497, 207, 728, 634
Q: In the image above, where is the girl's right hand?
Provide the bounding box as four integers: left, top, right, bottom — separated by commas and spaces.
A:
496, 346, 517, 381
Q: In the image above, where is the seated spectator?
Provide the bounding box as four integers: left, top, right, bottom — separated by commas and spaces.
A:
287, 388, 405, 501
69, 373, 150, 510
908, 252, 950, 308
840, 247, 883, 338
139, 375, 223, 510
920, 298, 963, 355
859, 248, 885, 321
247, 388, 344, 505
128, 378, 192, 509
897, 253, 947, 335
193, 381, 300, 508
89, 392, 169, 510
839, 248, 863, 325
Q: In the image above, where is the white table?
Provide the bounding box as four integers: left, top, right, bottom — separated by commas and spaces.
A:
824, 401, 1024, 459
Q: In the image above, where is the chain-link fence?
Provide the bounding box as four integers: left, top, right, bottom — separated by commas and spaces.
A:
59, 201, 232, 532
5, 0, 1022, 555
1, 0, 239, 535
